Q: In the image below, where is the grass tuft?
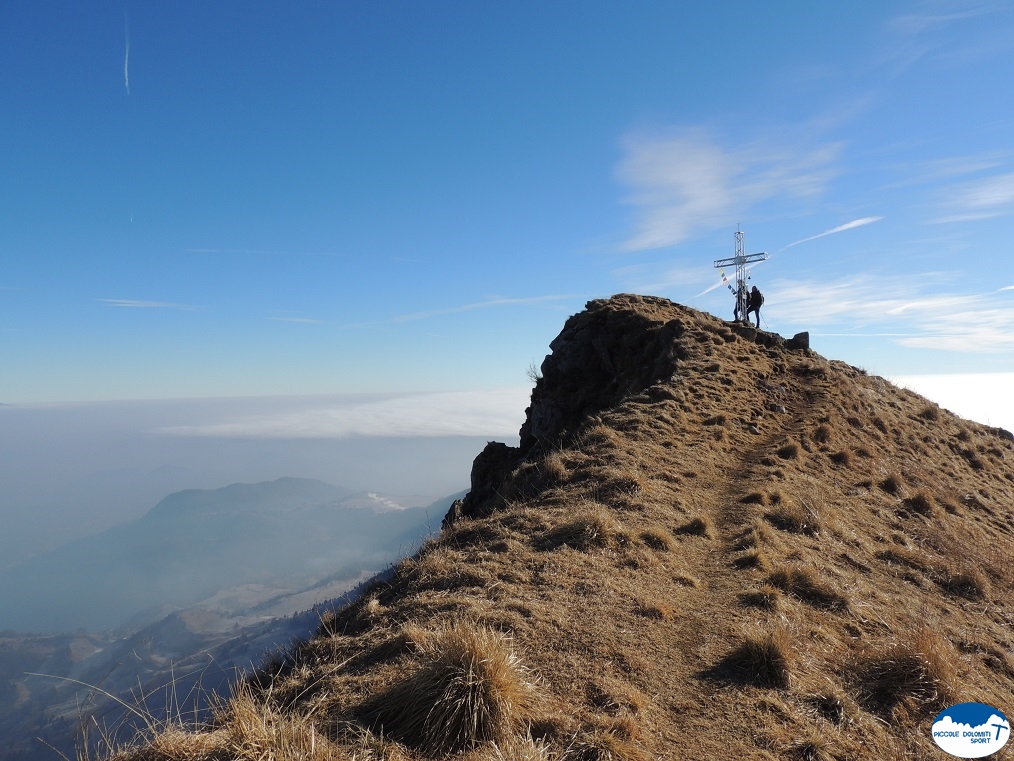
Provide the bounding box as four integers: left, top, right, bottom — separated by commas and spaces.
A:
879, 474, 904, 495
723, 629, 792, 688
776, 442, 800, 460
767, 567, 847, 610
739, 585, 782, 610
541, 507, 629, 551
363, 622, 541, 755
851, 628, 956, 717
764, 500, 819, 536
638, 528, 673, 551
674, 516, 713, 538
829, 450, 851, 467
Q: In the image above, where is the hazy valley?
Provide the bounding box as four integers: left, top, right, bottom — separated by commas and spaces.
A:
0, 478, 453, 761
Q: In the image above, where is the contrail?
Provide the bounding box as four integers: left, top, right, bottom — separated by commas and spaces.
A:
697, 216, 882, 298
779, 216, 883, 252
123, 16, 130, 95
695, 258, 769, 297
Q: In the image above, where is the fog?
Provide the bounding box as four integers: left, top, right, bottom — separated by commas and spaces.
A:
0, 391, 528, 568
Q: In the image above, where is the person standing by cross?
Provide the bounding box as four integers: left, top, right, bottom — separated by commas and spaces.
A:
746, 285, 764, 328
714, 228, 768, 326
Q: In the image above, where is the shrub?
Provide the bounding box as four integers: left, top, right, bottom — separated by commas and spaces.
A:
813, 424, 832, 444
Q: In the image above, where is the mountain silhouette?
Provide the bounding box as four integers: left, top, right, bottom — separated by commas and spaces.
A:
0, 477, 431, 633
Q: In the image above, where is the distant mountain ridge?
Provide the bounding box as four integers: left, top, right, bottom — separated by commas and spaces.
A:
0, 477, 436, 633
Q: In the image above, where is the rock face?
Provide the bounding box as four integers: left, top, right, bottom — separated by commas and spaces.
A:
520, 295, 686, 453
446, 294, 812, 526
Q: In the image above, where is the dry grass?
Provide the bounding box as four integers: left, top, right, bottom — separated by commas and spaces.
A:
879, 473, 904, 496
103, 687, 367, 761
540, 506, 630, 551
637, 528, 673, 551
764, 500, 819, 536
674, 516, 713, 538
738, 584, 782, 610
767, 567, 848, 611
901, 491, 934, 516
720, 629, 793, 688
851, 628, 956, 718
363, 622, 542, 755
776, 441, 801, 460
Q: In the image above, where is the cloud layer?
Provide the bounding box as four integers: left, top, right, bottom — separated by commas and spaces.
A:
156, 389, 531, 439
770, 276, 1014, 352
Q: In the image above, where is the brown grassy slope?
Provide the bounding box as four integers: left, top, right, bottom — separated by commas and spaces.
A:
103, 294, 1014, 761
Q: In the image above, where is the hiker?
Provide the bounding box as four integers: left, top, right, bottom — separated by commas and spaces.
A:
746, 286, 764, 328
733, 283, 748, 322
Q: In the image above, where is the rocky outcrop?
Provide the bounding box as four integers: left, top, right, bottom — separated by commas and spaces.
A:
444, 294, 813, 528
520, 294, 689, 453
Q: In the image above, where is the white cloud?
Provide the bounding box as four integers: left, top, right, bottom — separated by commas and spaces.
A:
891, 373, 1014, 431
769, 274, 1014, 352
98, 299, 199, 310
613, 263, 712, 294
932, 171, 1014, 223
880, 4, 997, 76
616, 128, 840, 251
156, 388, 531, 439
383, 295, 579, 324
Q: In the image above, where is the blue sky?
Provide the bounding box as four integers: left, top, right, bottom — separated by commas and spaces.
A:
3, 1, 1014, 423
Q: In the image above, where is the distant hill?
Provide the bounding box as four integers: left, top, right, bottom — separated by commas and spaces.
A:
101, 295, 1014, 761
0, 477, 434, 633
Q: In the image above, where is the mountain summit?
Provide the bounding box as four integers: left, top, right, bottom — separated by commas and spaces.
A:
102, 295, 1014, 760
